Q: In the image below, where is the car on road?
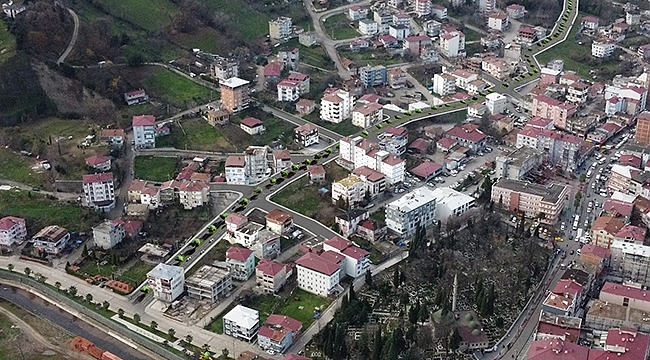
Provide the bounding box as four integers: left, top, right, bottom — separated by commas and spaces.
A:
569, 250, 574, 255
560, 222, 566, 231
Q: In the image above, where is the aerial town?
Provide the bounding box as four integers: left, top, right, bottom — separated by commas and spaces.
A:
4, 0, 650, 359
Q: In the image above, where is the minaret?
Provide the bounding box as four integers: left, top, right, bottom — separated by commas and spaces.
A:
452, 273, 458, 312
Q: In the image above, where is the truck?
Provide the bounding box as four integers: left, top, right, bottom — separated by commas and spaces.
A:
576, 228, 583, 242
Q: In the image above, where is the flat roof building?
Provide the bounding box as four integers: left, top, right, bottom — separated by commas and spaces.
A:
185, 265, 233, 302
491, 179, 568, 225
385, 187, 437, 237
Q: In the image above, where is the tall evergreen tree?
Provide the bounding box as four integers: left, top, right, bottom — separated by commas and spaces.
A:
393, 266, 400, 289
365, 270, 373, 289
372, 328, 382, 360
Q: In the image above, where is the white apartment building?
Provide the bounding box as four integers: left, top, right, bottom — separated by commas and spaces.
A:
294, 123, 319, 147
592, 41, 616, 58
339, 136, 405, 185
225, 155, 246, 185
226, 247, 256, 281
92, 219, 125, 250
358, 19, 378, 35
132, 115, 156, 149
433, 73, 456, 96
491, 179, 568, 225
439, 31, 465, 58
244, 146, 270, 184
178, 181, 209, 210
320, 90, 354, 123
323, 236, 370, 278
277, 79, 301, 102
431, 4, 447, 19
82, 172, 116, 212
332, 175, 367, 208
567, 82, 589, 103
185, 265, 233, 302
430, 187, 476, 221
223, 305, 260, 342
610, 241, 650, 286
33, 225, 70, 255
485, 92, 507, 115
487, 11, 509, 32
265, 209, 293, 235
352, 103, 384, 128
415, 0, 432, 17
295, 252, 342, 297
147, 263, 185, 302
451, 69, 478, 90
479, 0, 496, 13
385, 187, 437, 237
0, 216, 26, 246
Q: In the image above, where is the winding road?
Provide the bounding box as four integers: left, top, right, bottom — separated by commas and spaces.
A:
57, 8, 79, 64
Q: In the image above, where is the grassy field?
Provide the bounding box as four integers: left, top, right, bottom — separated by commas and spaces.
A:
172, 27, 223, 54
117, 260, 154, 289
199, 0, 271, 40
279, 288, 332, 328
338, 49, 406, 66
142, 67, 215, 108
157, 118, 234, 151
280, 39, 336, 70
463, 27, 482, 42
303, 113, 359, 137
0, 21, 16, 66
271, 177, 322, 216
322, 14, 358, 40
0, 190, 100, 233
536, 13, 619, 79
0, 149, 44, 187
94, 0, 178, 32
134, 155, 178, 182
205, 302, 237, 334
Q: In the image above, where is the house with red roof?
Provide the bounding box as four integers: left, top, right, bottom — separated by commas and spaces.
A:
264, 62, 283, 84
436, 137, 458, 152
295, 252, 342, 296
443, 124, 486, 153
602, 199, 633, 221
408, 138, 430, 154
0, 216, 26, 246
133, 115, 156, 149
323, 236, 370, 278
591, 216, 626, 249
82, 172, 115, 212
582, 16, 599, 30
240, 117, 265, 135
353, 165, 386, 198
308, 164, 326, 184
532, 95, 577, 130
543, 290, 579, 317
226, 213, 249, 235
258, 314, 302, 353
579, 244, 611, 268
614, 225, 646, 244
506, 4, 525, 19
600, 282, 650, 311
256, 259, 290, 293
410, 160, 443, 181
528, 339, 589, 360
619, 154, 642, 169
282, 355, 312, 360
357, 219, 386, 242
124, 89, 149, 105
226, 247, 256, 281
85, 155, 111, 172
178, 181, 209, 210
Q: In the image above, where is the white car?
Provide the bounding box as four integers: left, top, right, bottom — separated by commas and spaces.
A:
560, 222, 566, 231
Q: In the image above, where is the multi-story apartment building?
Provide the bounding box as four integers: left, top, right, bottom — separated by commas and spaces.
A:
635, 111, 650, 146
265, 209, 293, 235
479, 0, 496, 13
269, 17, 292, 39
33, 225, 70, 255
495, 147, 544, 180
209, 56, 239, 81
592, 40, 616, 58
85, 155, 111, 172
258, 315, 302, 354
491, 179, 568, 224
82, 173, 115, 212
439, 31, 465, 58
339, 136, 405, 185
278, 49, 300, 71
567, 82, 589, 103
226, 247, 256, 281
608, 165, 641, 194
430, 187, 476, 221
358, 19, 378, 36
415, 0, 432, 17
295, 252, 342, 297
146, 263, 185, 302
348, 5, 369, 20
0, 216, 26, 246
600, 282, 650, 313
610, 241, 650, 285
223, 305, 260, 341
385, 187, 437, 237
481, 57, 512, 80
132, 115, 156, 149
359, 65, 387, 88
277, 79, 301, 102
323, 236, 370, 278
220, 77, 250, 113
331, 175, 367, 208
244, 146, 270, 184
225, 155, 246, 185
591, 216, 625, 249
178, 181, 209, 210
532, 95, 577, 130
185, 265, 232, 302
433, 73, 456, 96
431, 4, 447, 19
294, 123, 319, 148
256, 259, 289, 294
443, 124, 487, 153
352, 103, 384, 128
486, 92, 507, 115
516, 126, 585, 173
353, 166, 387, 198
320, 89, 354, 123
380, 127, 408, 156
92, 220, 125, 250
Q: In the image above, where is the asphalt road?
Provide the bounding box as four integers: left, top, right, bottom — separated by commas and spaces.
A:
0, 285, 153, 360
57, 8, 79, 64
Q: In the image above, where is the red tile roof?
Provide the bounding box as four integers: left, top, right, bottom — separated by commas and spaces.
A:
592, 328, 650, 360
320, 250, 345, 264
619, 154, 642, 168
176, 166, 195, 181
552, 279, 583, 296
264, 62, 282, 77
240, 117, 263, 128
288, 73, 309, 82
602, 199, 633, 217
266, 315, 301, 332
295, 252, 340, 275
582, 16, 598, 22
536, 322, 580, 343
282, 355, 312, 360
273, 150, 291, 160
123, 220, 142, 237
128, 180, 147, 192
615, 225, 646, 242
601, 282, 650, 302
353, 103, 383, 116
85, 155, 110, 166
101, 129, 126, 138
528, 339, 588, 360
226, 247, 254, 262
382, 154, 404, 166
591, 216, 625, 235
358, 94, 380, 103
256, 259, 287, 276
132, 115, 155, 127
445, 125, 486, 143
82, 172, 113, 184
0, 216, 24, 231
410, 160, 442, 178
295, 123, 318, 135
342, 245, 369, 260
225, 155, 245, 167
225, 213, 248, 226
580, 244, 611, 259
437, 137, 457, 149
308, 164, 325, 175
353, 166, 385, 182
266, 209, 293, 224
408, 138, 430, 152
324, 236, 351, 251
